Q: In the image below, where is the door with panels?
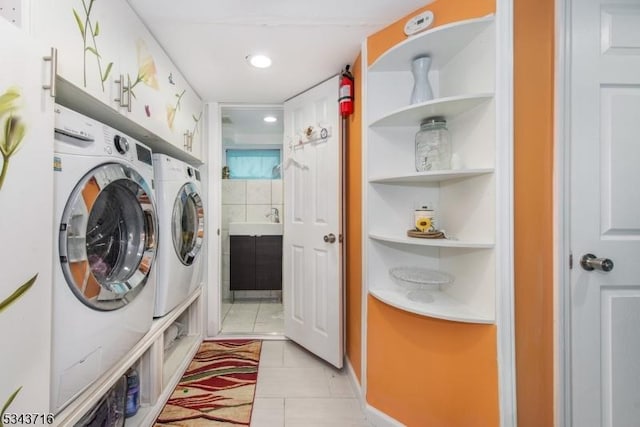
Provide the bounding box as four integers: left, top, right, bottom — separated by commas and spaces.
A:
568, 0, 640, 424
283, 76, 343, 368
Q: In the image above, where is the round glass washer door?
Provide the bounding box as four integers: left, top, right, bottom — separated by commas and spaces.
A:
59, 163, 157, 311
172, 182, 204, 266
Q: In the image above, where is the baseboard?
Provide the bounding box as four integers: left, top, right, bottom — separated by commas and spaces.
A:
365, 405, 406, 427
344, 358, 405, 427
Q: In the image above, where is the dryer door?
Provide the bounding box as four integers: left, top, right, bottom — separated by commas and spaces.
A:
172, 182, 204, 266
59, 163, 158, 310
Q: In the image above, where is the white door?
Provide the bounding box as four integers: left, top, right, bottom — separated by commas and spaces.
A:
283, 76, 343, 368
0, 18, 54, 417
569, 0, 640, 425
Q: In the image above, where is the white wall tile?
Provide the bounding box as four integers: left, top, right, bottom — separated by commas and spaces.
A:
222, 254, 230, 282
247, 180, 272, 204
222, 180, 246, 205
247, 204, 272, 222
221, 205, 246, 229
222, 230, 230, 255
271, 180, 283, 204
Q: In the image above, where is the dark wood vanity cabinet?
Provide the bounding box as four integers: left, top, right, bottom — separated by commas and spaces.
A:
230, 236, 282, 291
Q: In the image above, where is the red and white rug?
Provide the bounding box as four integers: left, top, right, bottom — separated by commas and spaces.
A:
155, 340, 261, 426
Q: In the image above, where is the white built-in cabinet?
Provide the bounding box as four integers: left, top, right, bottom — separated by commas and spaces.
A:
365, 16, 501, 323
31, 0, 204, 162
0, 17, 55, 419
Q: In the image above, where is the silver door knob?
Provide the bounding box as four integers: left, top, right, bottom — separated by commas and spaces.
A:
580, 253, 614, 272
323, 233, 336, 244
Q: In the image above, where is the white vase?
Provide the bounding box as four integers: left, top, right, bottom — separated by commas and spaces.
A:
410, 56, 433, 104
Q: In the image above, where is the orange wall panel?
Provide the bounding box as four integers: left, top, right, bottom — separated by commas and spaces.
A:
367, 298, 500, 426
346, 53, 363, 382
513, 0, 555, 425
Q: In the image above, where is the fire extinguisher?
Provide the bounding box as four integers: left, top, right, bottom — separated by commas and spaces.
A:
339, 65, 354, 117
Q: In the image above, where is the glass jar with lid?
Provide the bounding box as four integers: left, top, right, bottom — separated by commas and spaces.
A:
415, 116, 451, 171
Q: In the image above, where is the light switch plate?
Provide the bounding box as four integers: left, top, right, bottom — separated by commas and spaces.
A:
0, 0, 22, 27
404, 10, 434, 37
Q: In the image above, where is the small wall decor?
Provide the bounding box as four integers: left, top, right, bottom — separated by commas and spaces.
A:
0, 87, 26, 190
72, 0, 114, 91
166, 89, 185, 130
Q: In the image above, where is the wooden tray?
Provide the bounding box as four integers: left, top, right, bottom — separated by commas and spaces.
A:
407, 229, 446, 239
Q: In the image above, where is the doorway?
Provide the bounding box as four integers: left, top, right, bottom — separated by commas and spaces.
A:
219, 105, 285, 335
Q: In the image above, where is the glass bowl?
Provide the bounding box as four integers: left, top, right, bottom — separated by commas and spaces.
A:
389, 267, 454, 292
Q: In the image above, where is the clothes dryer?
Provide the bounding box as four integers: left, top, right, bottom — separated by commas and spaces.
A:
152, 154, 204, 317
51, 105, 158, 413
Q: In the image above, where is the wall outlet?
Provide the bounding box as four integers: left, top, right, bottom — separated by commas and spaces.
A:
0, 0, 21, 27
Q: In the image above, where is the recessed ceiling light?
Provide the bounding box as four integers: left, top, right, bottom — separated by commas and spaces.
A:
247, 54, 272, 69
263, 115, 277, 123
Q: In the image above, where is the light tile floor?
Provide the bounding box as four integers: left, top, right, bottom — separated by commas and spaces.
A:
251, 340, 371, 427
221, 301, 284, 334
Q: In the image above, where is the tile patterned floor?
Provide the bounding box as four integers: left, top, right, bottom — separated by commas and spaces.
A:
221, 301, 284, 334
251, 340, 371, 427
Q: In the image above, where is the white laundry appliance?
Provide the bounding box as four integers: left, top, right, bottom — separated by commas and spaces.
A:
51, 105, 158, 413
152, 154, 204, 317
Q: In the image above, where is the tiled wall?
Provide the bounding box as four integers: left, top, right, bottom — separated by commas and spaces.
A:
221, 179, 283, 300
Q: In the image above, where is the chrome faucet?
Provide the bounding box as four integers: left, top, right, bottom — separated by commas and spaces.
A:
266, 207, 280, 223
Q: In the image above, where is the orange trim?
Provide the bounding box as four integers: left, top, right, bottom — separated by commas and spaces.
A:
514, 0, 555, 424
346, 53, 363, 382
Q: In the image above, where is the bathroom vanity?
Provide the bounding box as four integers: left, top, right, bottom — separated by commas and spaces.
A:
229, 222, 283, 291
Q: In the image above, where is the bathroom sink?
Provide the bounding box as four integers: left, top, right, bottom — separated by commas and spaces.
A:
229, 222, 283, 236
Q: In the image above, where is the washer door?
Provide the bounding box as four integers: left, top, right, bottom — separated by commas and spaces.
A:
172, 182, 204, 266
59, 163, 157, 311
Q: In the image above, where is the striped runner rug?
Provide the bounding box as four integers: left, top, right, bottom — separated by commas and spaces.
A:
155, 340, 261, 426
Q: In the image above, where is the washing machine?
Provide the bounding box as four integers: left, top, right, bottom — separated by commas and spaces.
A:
51, 105, 158, 413
152, 153, 205, 317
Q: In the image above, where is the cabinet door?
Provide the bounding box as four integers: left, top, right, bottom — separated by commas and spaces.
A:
116, 0, 170, 141
230, 236, 256, 290
0, 18, 54, 418
255, 236, 283, 290
32, 0, 123, 109
181, 90, 204, 160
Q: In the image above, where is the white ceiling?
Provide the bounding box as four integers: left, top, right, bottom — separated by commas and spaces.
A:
127, 0, 428, 103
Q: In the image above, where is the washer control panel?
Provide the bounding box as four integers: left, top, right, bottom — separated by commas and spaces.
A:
113, 134, 129, 155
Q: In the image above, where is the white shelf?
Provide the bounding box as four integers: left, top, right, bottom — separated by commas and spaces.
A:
56, 78, 203, 166
369, 168, 494, 184
369, 233, 494, 249
369, 93, 493, 127
163, 335, 201, 389
369, 287, 494, 324
369, 15, 495, 72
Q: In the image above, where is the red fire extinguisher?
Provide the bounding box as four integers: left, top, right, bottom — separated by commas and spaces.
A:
339, 65, 354, 117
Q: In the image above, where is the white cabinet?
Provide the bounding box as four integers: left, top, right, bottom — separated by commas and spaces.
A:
364, 16, 506, 323
31, 0, 205, 162
32, 0, 124, 110
0, 17, 55, 418
54, 289, 204, 426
